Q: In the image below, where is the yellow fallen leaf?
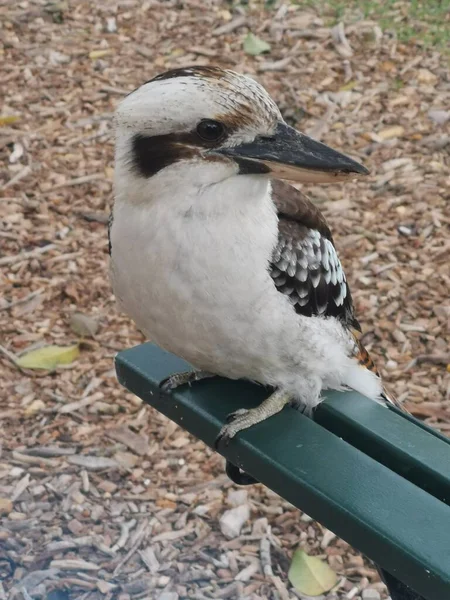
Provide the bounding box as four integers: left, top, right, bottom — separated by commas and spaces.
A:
288, 549, 337, 596
24, 399, 46, 417
339, 80, 357, 91
16, 344, 80, 370
89, 49, 114, 59
378, 126, 404, 140
170, 48, 185, 58
0, 115, 20, 126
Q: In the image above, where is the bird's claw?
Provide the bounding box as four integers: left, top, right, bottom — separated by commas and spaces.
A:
214, 429, 230, 450
160, 370, 213, 393
225, 408, 248, 423
217, 415, 260, 485
160, 374, 187, 393
214, 408, 252, 449
160, 377, 177, 393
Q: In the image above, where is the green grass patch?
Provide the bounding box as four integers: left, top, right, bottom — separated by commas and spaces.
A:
291, 0, 450, 49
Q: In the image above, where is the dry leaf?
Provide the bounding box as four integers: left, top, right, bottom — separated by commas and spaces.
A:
378, 126, 405, 140
16, 344, 80, 370
24, 399, 46, 417
339, 80, 357, 91
0, 115, 20, 126
89, 49, 114, 59
380, 60, 396, 73
0, 498, 13, 515
70, 312, 99, 337
218, 9, 232, 21
243, 33, 271, 56
288, 548, 337, 596
64, 283, 80, 302
417, 68, 437, 84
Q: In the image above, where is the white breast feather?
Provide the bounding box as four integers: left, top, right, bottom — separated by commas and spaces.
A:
111, 166, 383, 407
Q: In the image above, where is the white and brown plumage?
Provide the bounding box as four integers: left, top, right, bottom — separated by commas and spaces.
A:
110, 67, 396, 478
270, 180, 359, 329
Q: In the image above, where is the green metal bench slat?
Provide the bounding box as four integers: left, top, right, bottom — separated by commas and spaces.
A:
115, 343, 450, 600
315, 394, 450, 506
389, 405, 450, 446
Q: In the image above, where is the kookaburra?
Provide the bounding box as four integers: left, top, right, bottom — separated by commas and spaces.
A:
110, 66, 396, 480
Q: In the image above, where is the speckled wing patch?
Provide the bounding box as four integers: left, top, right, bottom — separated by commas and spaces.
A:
270, 216, 359, 329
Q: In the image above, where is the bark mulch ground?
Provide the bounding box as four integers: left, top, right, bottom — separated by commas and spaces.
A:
1, 1, 448, 599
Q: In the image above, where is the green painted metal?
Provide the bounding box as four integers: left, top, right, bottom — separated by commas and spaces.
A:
115, 342, 450, 600
315, 394, 450, 506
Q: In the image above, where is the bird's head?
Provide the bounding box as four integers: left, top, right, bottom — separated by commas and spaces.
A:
115, 66, 368, 196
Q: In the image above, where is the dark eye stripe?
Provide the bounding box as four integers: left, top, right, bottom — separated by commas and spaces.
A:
131, 126, 228, 178
131, 133, 196, 178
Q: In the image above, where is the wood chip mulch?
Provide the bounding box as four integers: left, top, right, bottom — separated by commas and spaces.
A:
0, 1, 448, 599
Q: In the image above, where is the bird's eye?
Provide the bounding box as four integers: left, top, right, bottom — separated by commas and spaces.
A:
196, 120, 225, 142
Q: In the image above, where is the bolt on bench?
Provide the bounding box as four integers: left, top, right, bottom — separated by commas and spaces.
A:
115, 343, 450, 600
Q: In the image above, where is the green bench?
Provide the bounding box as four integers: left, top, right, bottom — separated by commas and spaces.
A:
115, 343, 450, 600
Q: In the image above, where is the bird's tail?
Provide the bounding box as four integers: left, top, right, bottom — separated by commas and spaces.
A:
380, 389, 406, 412
352, 335, 407, 412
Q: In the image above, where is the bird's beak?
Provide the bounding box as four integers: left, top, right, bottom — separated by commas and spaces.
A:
214, 121, 369, 183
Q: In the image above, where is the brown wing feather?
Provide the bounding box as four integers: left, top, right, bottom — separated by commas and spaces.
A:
271, 181, 408, 412
271, 180, 332, 239
270, 180, 360, 331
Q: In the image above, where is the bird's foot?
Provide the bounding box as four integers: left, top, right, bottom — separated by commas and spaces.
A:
215, 389, 291, 447
160, 370, 214, 392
